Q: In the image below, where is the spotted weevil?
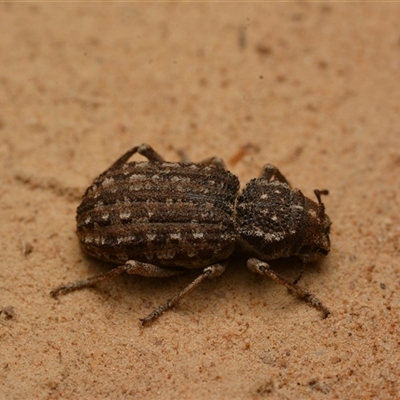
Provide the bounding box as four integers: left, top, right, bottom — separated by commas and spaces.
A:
51, 144, 331, 325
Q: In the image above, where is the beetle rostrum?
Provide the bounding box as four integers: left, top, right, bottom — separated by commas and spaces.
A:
51, 144, 331, 325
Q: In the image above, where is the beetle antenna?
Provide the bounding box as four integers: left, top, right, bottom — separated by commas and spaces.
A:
314, 189, 329, 205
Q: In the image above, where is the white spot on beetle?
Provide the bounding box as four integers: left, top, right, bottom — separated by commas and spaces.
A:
130, 184, 143, 191
157, 250, 176, 259
120, 211, 131, 220
162, 162, 179, 168
265, 232, 283, 242
193, 232, 204, 239
117, 236, 135, 244
102, 177, 114, 187
308, 209, 317, 219
170, 233, 181, 240
171, 176, 180, 183
129, 174, 146, 181
123, 196, 131, 204
134, 162, 149, 168
83, 236, 94, 243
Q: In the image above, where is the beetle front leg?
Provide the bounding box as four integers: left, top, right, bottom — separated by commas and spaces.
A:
247, 258, 330, 318
140, 263, 226, 326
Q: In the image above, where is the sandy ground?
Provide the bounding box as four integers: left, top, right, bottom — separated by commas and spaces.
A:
1, 3, 399, 399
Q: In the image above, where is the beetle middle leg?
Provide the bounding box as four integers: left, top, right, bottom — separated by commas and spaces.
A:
198, 156, 226, 169
247, 258, 330, 318
140, 263, 226, 326
177, 149, 226, 169
260, 164, 290, 185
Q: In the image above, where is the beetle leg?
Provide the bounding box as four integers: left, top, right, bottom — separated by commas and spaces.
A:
91, 144, 165, 185
51, 261, 227, 325
292, 268, 305, 285
50, 261, 184, 298
247, 258, 330, 318
124, 260, 185, 277
136, 143, 165, 163
177, 149, 226, 169
177, 149, 191, 163
140, 263, 226, 326
107, 143, 165, 171
259, 164, 290, 185
51, 264, 130, 297
197, 156, 226, 169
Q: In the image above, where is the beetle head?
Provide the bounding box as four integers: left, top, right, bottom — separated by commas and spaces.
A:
294, 189, 331, 262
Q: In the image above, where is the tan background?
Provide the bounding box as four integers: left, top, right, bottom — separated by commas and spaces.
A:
1, 3, 399, 399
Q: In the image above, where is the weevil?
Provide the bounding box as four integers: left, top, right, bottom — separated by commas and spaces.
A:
51, 144, 331, 325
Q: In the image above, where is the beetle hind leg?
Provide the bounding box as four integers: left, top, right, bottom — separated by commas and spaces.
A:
50, 260, 184, 298
107, 143, 165, 172
51, 264, 130, 298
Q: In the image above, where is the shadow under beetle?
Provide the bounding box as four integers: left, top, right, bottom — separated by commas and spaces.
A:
51, 144, 331, 325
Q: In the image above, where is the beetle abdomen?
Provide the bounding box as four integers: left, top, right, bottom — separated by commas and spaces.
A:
77, 161, 239, 267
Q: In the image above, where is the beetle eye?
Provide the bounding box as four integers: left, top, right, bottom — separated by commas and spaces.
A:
318, 248, 329, 256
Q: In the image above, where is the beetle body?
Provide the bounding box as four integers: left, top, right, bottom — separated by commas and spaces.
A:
52, 144, 331, 324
